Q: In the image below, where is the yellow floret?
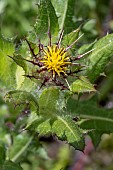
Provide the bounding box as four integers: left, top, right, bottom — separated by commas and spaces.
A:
41, 45, 71, 76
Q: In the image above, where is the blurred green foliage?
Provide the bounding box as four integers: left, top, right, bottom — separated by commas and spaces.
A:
0, 0, 37, 39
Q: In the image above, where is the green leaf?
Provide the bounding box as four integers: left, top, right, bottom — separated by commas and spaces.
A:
77, 40, 96, 55
34, 0, 59, 41
67, 97, 113, 146
99, 72, 113, 101
8, 133, 32, 162
0, 36, 15, 55
16, 66, 25, 90
26, 112, 48, 130
29, 115, 85, 150
26, 109, 85, 150
36, 118, 52, 136
5, 90, 39, 111
62, 28, 80, 52
2, 160, 23, 170
52, 115, 85, 150
38, 87, 60, 116
0, 142, 6, 165
10, 54, 27, 72
0, 141, 23, 169
86, 33, 113, 82
16, 77, 37, 92
70, 76, 95, 93
0, 36, 16, 89
51, 0, 76, 33
89, 131, 103, 147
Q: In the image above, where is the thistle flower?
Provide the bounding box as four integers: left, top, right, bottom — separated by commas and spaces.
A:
25, 30, 94, 89
41, 45, 71, 77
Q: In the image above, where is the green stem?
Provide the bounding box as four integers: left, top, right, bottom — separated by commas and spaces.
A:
11, 136, 33, 162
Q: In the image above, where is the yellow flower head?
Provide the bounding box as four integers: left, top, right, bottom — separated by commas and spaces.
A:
41, 45, 71, 76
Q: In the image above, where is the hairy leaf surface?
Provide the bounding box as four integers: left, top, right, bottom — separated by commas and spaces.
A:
38, 87, 60, 116
27, 114, 85, 150
70, 76, 95, 93
34, 0, 59, 40
0, 36, 16, 88
67, 97, 113, 146
86, 34, 113, 82
52, 115, 85, 150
